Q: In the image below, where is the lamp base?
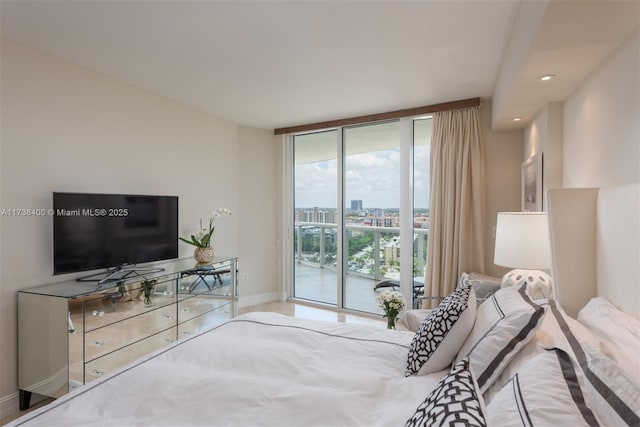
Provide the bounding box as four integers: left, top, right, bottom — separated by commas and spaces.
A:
501, 269, 553, 300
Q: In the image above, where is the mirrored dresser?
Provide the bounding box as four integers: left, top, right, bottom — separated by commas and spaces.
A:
17, 256, 238, 410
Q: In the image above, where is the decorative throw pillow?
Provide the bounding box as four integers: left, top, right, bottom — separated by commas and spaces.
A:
406, 286, 476, 376
405, 358, 487, 427
455, 284, 545, 393
487, 348, 600, 426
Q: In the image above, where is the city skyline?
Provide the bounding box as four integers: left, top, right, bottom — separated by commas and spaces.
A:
295, 205, 431, 211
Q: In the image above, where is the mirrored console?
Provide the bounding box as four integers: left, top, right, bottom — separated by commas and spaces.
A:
18, 256, 238, 410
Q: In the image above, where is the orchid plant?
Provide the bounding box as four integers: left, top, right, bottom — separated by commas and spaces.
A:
179, 208, 231, 248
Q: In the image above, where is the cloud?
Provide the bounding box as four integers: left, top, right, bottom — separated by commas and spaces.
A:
295, 147, 430, 209
295, 160, 337, 207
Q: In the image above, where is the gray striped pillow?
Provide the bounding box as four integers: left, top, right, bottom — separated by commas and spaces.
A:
546, 300, 640, 426
487, 348, 599, 426
455, 284, 545, 393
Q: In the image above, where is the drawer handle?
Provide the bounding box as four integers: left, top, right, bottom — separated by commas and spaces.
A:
92, 369, 105, 376
181, 308, 189, 312
163, 315, 173, 320
164, 338, 174, 343
93, 340, 104, 346
181, 331, 190, 335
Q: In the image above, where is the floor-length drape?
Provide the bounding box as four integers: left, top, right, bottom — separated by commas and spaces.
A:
424, 106, 485, 308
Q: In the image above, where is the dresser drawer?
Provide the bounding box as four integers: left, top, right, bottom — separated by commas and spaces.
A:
177, 304, 232, 338
85, 305, 177, 360
177, 295, 232, 324
83, 294, 176, 332
84, 327, 177, 383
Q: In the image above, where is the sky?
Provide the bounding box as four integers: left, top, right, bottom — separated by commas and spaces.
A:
294, 147, 430, 209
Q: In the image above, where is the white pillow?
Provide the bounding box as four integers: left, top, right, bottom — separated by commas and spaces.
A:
405, 358, 487, 427
487, 349, 600, 426
544, 299, 640, 426
456, 285, 545, 393
406, 286, 476, 375
577, 297, 640, 381
483, 299, 603, 403
396, 309, 432, 332
583, 349, 640, 426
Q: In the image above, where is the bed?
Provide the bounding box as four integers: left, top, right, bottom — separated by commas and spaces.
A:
8, 183, 640, 426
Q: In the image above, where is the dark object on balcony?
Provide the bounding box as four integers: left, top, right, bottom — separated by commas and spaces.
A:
374, 279, 425, 301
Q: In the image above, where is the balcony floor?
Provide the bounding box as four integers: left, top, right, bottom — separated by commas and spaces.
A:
294, 263, 396, 315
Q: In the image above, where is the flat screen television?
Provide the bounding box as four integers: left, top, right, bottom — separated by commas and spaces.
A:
53, 192, 178, 276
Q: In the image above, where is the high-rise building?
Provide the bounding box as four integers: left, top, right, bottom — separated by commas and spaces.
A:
296, 207, 338, 224
350, 200, 363, 211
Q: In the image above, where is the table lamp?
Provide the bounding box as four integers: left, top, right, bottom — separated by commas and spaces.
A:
494, 212, 553, 299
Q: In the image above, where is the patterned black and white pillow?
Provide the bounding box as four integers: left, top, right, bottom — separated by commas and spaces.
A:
405, 358, 487, 427
406, 286, 476, 376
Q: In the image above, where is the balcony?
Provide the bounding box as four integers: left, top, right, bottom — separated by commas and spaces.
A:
294, 222, 428, 314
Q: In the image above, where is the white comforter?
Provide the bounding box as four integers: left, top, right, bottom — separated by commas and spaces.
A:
11, 312, 445, 427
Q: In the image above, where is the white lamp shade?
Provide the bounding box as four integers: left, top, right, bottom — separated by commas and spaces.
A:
494, 212, 551, 270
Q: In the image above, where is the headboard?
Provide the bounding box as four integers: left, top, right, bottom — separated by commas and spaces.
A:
547, 183, 639, 319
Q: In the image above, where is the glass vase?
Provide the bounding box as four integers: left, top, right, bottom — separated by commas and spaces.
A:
386, 316, 396, 330
143, 294, 152, 307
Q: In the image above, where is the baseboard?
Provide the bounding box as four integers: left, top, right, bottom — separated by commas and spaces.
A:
0, 392, 19, 421
238, 292, 280, 308
1, 391, 51, 422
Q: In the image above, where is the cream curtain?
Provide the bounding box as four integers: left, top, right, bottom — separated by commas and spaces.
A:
424, 106, 486, 308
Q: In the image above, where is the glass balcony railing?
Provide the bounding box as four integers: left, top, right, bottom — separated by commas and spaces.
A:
294, 222, 428, 311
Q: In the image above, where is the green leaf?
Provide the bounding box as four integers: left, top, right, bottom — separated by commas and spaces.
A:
179, 237, 198, 247
190, 235, 202, 247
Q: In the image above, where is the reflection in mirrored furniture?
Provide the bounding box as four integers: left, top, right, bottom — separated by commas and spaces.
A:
17, 256, 238, 410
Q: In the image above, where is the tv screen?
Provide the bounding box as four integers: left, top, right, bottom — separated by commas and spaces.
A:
53, 192, 178, 275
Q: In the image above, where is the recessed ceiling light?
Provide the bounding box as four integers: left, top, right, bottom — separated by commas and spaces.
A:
512, 117, 521, 122
538, 74, 556, 81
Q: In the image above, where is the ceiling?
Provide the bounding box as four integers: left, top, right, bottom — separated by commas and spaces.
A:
1, 1, 638, 132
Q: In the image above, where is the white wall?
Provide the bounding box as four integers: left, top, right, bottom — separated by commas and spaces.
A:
525, 30, 640, 191
0, 39, 278, 403
563, 30, 640, 188
238, 126, 279, 306
524, 102, 564, 208
481, 101, 524, 278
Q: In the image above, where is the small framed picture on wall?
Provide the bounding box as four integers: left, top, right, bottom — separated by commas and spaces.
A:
522, 152, 543, 211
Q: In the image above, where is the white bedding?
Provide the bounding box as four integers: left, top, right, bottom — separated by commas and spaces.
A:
10, 312, 445, 427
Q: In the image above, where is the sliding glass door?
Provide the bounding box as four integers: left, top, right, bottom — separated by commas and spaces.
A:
343, 121, 400, 314
291, 117, 432, 313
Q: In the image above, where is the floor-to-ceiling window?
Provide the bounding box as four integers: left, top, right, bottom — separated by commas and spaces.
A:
293, 130, 338, 305
413, 118, 432, 307
291, 117, 431, 313
343, 121, 400, 314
